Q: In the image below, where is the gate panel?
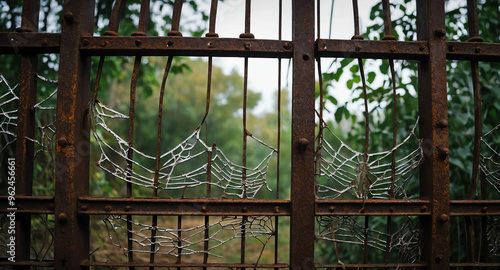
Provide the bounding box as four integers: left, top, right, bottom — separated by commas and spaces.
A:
0, 0, 499, 269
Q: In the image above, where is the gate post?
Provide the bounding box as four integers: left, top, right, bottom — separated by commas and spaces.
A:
290, 0, 316, 269
417, 0, 450, 269
54, 0, 95, 268
15, 0, 40, 267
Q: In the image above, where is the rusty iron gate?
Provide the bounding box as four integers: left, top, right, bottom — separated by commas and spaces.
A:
1, 0, 500, 269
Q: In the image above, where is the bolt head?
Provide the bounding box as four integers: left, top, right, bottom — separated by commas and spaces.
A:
439, 214, 449, 222
58, 137, 68, 147
434, 28, 446, 37
58, 213, 68, 224
298, 138, 309, 149
64, 12, 74, 24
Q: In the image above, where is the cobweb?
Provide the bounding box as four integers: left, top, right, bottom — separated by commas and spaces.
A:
487, 217, 500, 257
481, 123, 500, 193
104, 215, 274, 257
0, 74, 19, 152
91, 101, 276, 199
30, 74, 58, 157
316, 121, 423, 199
0, 74, 58, 156
316, 216, 421, 263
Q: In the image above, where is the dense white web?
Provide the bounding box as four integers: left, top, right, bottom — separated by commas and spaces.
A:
316, 121, 423, 199
30, 75, 58, 157
0, 74, 58, 156
0, 74, 19, 152
481, 124, 500, 193
104, 215, 274, 257
316, 216, 421, 263
91, 101, 276, 199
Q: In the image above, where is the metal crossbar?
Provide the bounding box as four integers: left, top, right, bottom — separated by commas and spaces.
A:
0, 0, 499, 269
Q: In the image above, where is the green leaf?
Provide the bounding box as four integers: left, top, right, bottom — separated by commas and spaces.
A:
335, 106, 344, 122
367, 72, 376, 84
347, 80, 354, 90
350, 64, 359, 73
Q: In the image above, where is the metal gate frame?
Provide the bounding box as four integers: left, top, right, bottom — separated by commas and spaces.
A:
1, 0, 500, 269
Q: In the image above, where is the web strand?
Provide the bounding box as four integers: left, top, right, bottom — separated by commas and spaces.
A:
91, 101, 276, 199
104, 215, 274, 257
316, 216, 421, 263
316, 119, 422, 199
481, 123, 500, 193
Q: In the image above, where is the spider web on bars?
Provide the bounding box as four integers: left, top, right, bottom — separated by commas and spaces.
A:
316, 120, 423, 199
0, 74, 19, 152
481, 123, 500, 193
0, 74, 58, 156
316, 216, 421, 264
30, 74, 58, 158
0, 214, 54, 261
487, 216, 500, 257
104, 215, 274, 257
91, 101, 276, 199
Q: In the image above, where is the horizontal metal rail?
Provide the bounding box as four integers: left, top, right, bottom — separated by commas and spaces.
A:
317, 39, 429, 60
315, 199, 431, 216
81, 261, 289, 268
315, 263, 428, 269
4, 196, 500, 217
0, 32, 60, 54
79, 37, 293, 57
77, 197, 290, 216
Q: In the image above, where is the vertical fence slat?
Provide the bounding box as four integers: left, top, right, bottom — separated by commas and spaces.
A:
15, 0, 40, 266
290, 1, 315, 269
54, 0, 95, 268
416, 0, 450, 268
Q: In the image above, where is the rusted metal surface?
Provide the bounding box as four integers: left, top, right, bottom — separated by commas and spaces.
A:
317, 39, 429, 60
78, 197, 290, 216
0, 33, 60, 53
0, 196, 54, 214
417, 0, 450, 268
290, 1, 315, 270
315, 262, 428, 269
316, 200, 431, 216
2, 0, 500, 269
14, 1, 39, 268
80, 37, 293, 57
54, 0, 95, 269
446, 41, 500, 61
81, 261, 289, 268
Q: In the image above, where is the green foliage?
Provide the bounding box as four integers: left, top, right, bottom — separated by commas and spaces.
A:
318, 0, 500, 264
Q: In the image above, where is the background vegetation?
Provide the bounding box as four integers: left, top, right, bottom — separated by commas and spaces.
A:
0, 0, 499, 266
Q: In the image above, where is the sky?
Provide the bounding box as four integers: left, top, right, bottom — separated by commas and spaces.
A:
207, 0, 380, 114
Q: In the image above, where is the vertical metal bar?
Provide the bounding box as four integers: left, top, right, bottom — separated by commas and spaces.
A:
55, 0, 95, 268
177, 215, 182, 269
275, 2, 282, 268
240, 56, 249, 270
241, 215, 247, 269
206, 0, 219, 37
416, 0, 450, 268
290, 0, 315, 269
242, 57, 249, 199
203, 57, 214, 270
15, 0, 40, 267
381, 0, 396, 40
466, 0, 483, 42
104, 0, 127, 36
465, 1, 483, 262
240, 0, 254, 38
132, 0, 150, 37
380, 3, 397, 263
351, 0, 363, 40
168, 0, 183, 36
